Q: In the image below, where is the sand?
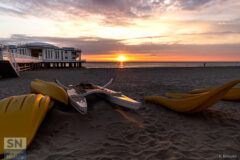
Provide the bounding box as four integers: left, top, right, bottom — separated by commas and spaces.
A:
0, 67, 240, 160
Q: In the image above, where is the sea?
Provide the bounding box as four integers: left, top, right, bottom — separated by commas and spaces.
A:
82, 62, 240, 69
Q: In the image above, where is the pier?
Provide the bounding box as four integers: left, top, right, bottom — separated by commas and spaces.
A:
0, 60, 86, 78
0, 42, 86, 78
40, 61, 84, 69
17, 61, 85, 72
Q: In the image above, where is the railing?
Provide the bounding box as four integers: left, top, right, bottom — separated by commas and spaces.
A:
10, 53, 42, 63
1, 48, 20, 73
42, 59, 85, 62
19, 64, 31, 72
14, 54, 40, 60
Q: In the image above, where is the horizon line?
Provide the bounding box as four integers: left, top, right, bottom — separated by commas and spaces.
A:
85, 61, 240, 63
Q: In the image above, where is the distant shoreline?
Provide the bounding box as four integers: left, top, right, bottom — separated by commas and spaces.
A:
82, 61, 240, 69
84, 61, 240, 63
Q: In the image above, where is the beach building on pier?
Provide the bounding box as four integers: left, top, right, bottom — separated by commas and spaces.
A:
9, 42, 84, 68
9, 42, 82, 62
0, 42, 85, 78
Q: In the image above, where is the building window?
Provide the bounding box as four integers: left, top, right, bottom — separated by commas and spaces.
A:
50, 50, 52, 59
47, 50, 49, 58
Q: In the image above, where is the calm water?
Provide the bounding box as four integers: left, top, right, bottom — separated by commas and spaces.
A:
82, 62, 240, 68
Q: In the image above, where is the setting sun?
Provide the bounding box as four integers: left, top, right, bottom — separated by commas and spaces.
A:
118, 56, 126, 62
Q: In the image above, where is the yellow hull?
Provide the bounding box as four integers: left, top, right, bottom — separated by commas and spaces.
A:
30, 79, 68, 105
144, 80, 240, 113
190, 86, 240, 101
0, 94, 52, 155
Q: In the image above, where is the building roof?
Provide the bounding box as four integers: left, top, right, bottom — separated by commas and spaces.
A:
21, 42, 58, 48
10, 42, 81, 52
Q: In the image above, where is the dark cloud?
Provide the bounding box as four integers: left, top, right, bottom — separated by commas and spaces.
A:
0, 0, 228, 25
0, 6, 24, 16
0, 34, 123, 54
1, 34, 240, 60
177, 0, 215, 10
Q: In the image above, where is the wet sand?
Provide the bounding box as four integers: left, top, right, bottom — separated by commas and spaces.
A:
0, 67, 240, 160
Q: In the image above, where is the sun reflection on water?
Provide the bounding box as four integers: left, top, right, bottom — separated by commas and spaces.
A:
119, 62, 124, 68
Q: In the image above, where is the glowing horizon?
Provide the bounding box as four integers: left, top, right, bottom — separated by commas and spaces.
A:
82, 52, 240, 62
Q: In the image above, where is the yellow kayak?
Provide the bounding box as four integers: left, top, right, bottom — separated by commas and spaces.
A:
165, 92, 207, 99
0, 94, 52, 156
30, 79, 68, 105
145, 80, 240, 113
190, 86, 240, 101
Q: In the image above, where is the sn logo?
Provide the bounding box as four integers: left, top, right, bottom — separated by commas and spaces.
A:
4, 138, 27, 160
4, 138, 26, 149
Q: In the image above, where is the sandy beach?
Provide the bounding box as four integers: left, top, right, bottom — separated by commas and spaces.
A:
1, 67, 240, 160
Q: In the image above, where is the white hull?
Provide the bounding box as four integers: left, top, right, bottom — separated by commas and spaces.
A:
56, 79, 141, 114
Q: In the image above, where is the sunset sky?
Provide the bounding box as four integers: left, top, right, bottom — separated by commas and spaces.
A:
0, 0, 240, 61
